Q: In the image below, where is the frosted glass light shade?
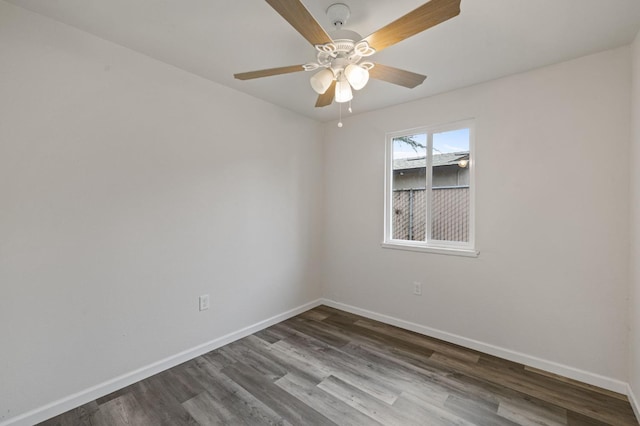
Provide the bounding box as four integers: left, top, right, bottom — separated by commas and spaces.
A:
310, 68, 334, 94
335, 78, 353, 103
344, 64, 369, 90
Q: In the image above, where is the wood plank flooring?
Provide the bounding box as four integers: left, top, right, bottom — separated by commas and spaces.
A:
39, 305, 638, 425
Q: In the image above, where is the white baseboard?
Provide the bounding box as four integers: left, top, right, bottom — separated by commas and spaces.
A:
629, 384, 640, 422
321, 299, 629, 395
0, 299, 323, 426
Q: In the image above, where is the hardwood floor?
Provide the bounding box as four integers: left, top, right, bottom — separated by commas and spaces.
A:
39, 305, 638, 425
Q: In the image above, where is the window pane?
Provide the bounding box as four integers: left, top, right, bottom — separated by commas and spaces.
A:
431, 128, 470, 242
391, 134, 427, 241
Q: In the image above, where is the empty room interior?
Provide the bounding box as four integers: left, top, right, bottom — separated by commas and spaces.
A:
2, 0, 640, 424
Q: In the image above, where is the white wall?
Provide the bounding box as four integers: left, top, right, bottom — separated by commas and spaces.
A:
0, 2, 323, 422
1, 0, 638, 422
629, 30, 640, 411
322, 47, 631, 386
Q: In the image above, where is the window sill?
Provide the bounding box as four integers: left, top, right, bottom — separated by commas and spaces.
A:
381, 242, 479, 258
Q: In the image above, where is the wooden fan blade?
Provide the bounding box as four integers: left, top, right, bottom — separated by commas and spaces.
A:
234, 65, 305, 80
364, 0, 460, 53
315, 80, 336, 107
369, 64, 427, 88
265, 0, 333, 46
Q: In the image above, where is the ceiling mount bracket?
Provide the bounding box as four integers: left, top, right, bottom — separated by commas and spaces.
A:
326, 3, 350, 29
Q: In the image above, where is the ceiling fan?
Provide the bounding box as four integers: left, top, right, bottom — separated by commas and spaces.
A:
234, 0, 461, 110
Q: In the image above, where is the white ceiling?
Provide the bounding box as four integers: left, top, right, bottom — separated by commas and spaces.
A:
6, 0, 640, 122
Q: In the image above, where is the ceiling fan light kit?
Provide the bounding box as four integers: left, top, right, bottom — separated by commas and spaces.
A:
306, 3, 373, 103
310, 67, 335, 94
334, 76, 353, 103
344, 63, 370, 90
234, 0, 461, 125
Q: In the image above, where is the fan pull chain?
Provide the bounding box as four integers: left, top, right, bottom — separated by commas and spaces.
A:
338, 103, 343, 128
348, 100, 353, 114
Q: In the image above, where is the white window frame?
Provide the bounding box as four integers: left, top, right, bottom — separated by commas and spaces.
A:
382, 119, 478, 257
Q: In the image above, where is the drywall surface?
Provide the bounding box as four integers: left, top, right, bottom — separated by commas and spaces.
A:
0, 2, 323, 421
630, 30, 640, 409
322, 47, 631, 384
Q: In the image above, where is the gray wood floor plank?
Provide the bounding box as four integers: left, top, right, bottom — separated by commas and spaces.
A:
182, 391, 238, 425
183, 355, 288, 425
38, 401, 99, 426
238, 334, 330, 386
354, 318, 481, 363
298, 309, 331, 321
282, 317, 351, 348
445, 370, 571, 426
392, 391, 475, 426
275, 373, 384, 426
524, 365, 629, 402
154, 363, 206, 404
339, 341, 452, 405
255, 339, 329, 385
200, 349, 236, 371
317, 375, 421, 426
182, 390, 288, 426
340, 338, 505, 411
274, 332, 403, 405
253, 328, 283, 344
91, 394, 156, 426
222, 362, 337, 426
131, 377, 198, 426
497, 398, 567, 426
219, 341, 288, 381
314, 309, 360, 328
567, 410, 612, 425
431, 350, 637, 425
264, 322, 299, 341
329, 320, 439, 362
444, 393, 522, 426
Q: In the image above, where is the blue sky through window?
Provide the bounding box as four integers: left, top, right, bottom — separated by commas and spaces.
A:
393, 128, 469, 159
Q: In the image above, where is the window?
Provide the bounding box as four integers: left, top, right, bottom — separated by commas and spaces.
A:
383, 120, 477, 256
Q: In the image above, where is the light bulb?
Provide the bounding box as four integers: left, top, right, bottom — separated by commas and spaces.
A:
344, 64, 369, 90
335, 77, 353, 103
310, 68, 334, 95
458, 159, 469, 168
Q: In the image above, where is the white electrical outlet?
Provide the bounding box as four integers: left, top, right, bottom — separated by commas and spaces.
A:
199, 294, 210, 311
413, 281, 422, 296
